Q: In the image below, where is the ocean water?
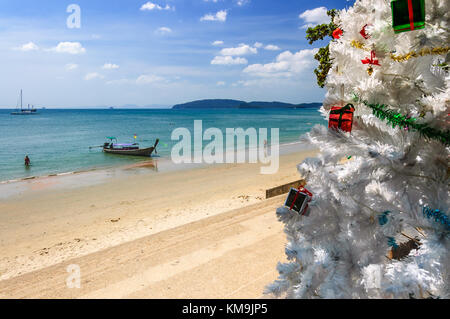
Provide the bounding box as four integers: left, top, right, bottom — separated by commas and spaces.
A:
0, 108, 326, 182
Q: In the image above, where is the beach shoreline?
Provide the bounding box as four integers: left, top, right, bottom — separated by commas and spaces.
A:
0, 141, 314, 200
0, 145, 318, 298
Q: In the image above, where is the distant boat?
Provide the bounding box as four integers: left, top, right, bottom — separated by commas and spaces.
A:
102, 137, 159, 157
11, 90, 38, 115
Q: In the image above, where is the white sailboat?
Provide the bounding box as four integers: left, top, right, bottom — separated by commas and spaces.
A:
11, 90, 38, 115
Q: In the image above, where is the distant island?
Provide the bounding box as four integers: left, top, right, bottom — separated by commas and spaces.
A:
172, 99, 322, 110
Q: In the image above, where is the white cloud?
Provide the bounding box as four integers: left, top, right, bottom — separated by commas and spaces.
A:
50, 42, 86, 55
232, 79, 257, 87
220, 44, 257, 56
15, 42, 39, 52
299, 7, 329, 28
85, 72, 104, 80
211, 56, 248, 65
155, 27, 172, 34
140, 2, 173, 11
212, 40, 224, 46
136, 74, 165, 85
264, 44, 281, 51
216, 81, 226, 86
253, 42, 263, 48
200, 10, 227, 22
236, 0, 250, 6
102, 63, 120, 70
243, 48, 317, 77
65, 63, 78, 71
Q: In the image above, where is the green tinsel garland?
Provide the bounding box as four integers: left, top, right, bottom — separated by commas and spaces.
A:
352, 95, 450, 146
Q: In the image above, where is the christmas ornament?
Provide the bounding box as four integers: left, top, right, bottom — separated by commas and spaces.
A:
387, 237, 399, 248
423, 207, 450, 231
381, 216, 421, 260
391, 0, 426, 34
285, 187, 313, 215
328, 104, 355, 133
388, 238, 421, 260
351, 40, 448, 62
361, 50, 380, 75
332, 28, 343, 39
352, 95, 450, 145
390, 46, 450, 62
378, 211, 391, 226
360, 24, 371, 39
350, 40, 368, 51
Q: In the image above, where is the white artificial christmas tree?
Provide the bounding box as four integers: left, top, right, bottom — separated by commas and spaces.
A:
267, 0, 449, 299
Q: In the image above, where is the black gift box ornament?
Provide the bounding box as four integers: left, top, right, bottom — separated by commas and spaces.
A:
285, 187, 313, 215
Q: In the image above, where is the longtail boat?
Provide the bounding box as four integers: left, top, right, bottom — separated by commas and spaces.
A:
102, 137, 159, 157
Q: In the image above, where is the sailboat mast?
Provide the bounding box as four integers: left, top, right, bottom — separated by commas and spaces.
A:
20, 89, 23, 111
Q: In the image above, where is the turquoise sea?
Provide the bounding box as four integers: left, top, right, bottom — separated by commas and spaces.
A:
0, 108, 325, 182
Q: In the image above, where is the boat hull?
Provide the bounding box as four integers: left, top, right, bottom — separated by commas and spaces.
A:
103, 147, 155, 157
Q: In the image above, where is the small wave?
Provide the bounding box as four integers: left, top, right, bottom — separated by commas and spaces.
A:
57, 172, 75, 176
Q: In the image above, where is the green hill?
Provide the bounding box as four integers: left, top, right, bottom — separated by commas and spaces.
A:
172, 99, 321, 109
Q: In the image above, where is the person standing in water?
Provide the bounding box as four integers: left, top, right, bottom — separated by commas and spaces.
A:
24, 155, 30, 167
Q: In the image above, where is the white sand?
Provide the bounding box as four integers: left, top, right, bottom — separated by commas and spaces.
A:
0, 149, 318, 298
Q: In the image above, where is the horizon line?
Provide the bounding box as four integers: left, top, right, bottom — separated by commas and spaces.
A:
0, 100, 323, 110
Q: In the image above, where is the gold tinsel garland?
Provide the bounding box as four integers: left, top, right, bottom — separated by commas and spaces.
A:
390, 46, 450, 62
350, 40, 370, 51
350, 40, 449, 62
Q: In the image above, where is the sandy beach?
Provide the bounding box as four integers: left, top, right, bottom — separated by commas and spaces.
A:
0, 147, 318, 298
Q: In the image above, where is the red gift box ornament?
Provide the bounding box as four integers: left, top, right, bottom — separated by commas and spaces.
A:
361, 50, 380, 75
332, 28, 343, 39
328, 103, 355, 133
285, 187, 313, 216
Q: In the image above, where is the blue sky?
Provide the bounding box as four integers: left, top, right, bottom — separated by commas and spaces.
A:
0, 0, 352, 108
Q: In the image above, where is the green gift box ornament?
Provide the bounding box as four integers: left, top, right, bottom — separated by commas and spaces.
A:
391, 0, 425, 34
